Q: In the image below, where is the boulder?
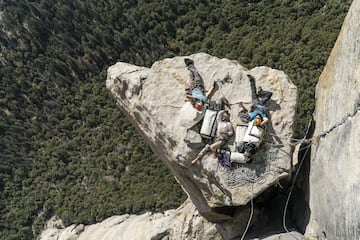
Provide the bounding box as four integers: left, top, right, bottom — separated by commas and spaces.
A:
106, 53, 297, 237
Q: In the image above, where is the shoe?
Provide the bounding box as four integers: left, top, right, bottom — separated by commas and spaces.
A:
247, 74, 255, 81
213, 81, 218, 88
184, 58, 194, 67
223, 74, 232, 83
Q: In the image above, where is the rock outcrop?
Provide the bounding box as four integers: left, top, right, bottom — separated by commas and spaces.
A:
39, 200, 221, 240
39, 198, 304, 240
105, 53, 297, 238
305, 0, 360, 239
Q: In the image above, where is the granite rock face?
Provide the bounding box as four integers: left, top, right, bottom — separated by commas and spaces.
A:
39, 53, 298, 240
105, 53, 297, 237
39, 200, 221, 240
305, 0, 360, 239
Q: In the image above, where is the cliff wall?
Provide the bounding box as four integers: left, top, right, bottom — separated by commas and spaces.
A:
305, 0, 360, 239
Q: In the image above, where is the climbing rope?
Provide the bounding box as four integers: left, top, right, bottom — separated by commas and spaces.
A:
282, 142, 311, 240
266, 132, 306, 147
279, 104, 358, 237
228, 92, 360, 239
226, 165, 277, 187
241, 185, 254, 240
236, 143, 310, 240
213, 79, 230, 101
157, 104, 183, 109
226, 167, 258, 186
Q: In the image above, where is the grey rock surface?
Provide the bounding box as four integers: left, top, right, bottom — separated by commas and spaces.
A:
305, 0, 360, 239
39, 200, 221, 240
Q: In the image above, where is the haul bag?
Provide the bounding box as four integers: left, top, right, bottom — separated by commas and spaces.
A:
200, 109, 218, 139
235, 124, 248, 147
249, 123, 264, 138
243, 120, 264, 145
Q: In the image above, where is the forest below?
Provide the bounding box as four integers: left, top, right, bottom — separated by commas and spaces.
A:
0, 0, 352, 239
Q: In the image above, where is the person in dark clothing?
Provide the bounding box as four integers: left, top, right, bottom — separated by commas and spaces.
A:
184, 58, 216, 110
248, 74, 273, 105
235, 75, 273, 159
246, 74, 272, 127
185, 58, 204, 88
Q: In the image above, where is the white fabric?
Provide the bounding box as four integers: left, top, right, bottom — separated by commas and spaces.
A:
200, 109, 218, 138
230, 152, 247, 163
242, 120, 264, 144
235, 124, 248, 146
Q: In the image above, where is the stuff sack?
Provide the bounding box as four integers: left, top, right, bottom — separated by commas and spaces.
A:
230, 151, 248, 164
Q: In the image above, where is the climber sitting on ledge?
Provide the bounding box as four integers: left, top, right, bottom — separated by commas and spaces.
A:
192, 110, 233, 164
184, 58, 217, 110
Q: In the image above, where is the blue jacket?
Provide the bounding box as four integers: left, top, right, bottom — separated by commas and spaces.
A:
249, 104, 267, 120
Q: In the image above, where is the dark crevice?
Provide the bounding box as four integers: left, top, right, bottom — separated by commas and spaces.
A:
211, 206, 240, 218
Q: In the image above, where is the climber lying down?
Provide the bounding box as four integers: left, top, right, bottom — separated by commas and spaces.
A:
184, 58, 217, 110
185, 82, 217, 111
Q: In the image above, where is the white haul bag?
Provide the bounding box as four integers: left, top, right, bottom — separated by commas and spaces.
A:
235, 124, 248, 147
200, 109, 218, 139
242, 120, 265, 145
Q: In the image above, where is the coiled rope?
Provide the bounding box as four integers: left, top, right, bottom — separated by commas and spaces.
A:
226, 165, 277, 187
